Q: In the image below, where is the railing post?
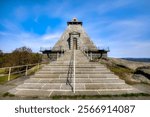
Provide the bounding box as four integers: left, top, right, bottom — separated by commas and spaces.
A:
90, 52, 93, 60
73, 50, 75, 93
57, 52, 59, 60
8, 67, 11, 81
25, 65, 28, 76
37, 63, 40, 69
87, 51, 88, 57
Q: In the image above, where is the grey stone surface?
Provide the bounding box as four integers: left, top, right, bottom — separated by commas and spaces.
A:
15, 90, 52, 97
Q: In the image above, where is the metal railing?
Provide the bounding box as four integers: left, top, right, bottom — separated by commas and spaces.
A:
81, 46, 110, 52
66, 49, 75, 92
0, 63, 46, 83
40, 46, 65, 52
73, 49, 75, 93
81, 46, 110, 61
81, 49, 91, 60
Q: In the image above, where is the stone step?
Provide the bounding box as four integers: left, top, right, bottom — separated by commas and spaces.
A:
32, 74, 118, 78
45, 64, 104, 66
37, 71, 113, 74
41, 65, 106, 71
40, 68, 108, 71
44, 65, 105, 67
50, 89, 140, 96
55, 61, 89, 64
24, 78, 125, 83
37, 71, 68, 74
30, 74, 60, 78
12, 89, 140, 97
16, 83, 133, 91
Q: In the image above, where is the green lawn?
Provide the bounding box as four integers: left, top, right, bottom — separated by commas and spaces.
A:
51, 93, 150, 99
0, 74, 22, 84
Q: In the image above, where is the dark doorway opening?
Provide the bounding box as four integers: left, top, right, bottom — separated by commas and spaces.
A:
67, 38, 71, 50
73, 38, 77, 50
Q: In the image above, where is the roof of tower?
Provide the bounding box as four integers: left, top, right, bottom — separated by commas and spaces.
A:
72, 17, 78, 22
67, 17, 82, 26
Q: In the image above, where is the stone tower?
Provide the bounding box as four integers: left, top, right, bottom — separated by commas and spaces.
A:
53, 18, 97, 51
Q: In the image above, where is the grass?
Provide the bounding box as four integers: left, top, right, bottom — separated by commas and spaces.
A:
27, 65, 40, 75
2, 92, 15, 97
0, 68, 6, 74
108, 65, 134, 79
0, 92, 150, 99
100, 59, 135, 84
0, 74, 22, 84
51, 93, 150, 99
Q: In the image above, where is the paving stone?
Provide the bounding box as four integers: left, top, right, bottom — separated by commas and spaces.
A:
17, 84, 43, 89
24, 79, 41, 83
61, 84, 73, 90
51, 91, 75, 96
85, 84, 133, 90
91, 78, 125, 83
51, 91, 99, 96
15, 90, 52, 97
42, 84, 60, 90
38, 79, 54, 83
75, 78, 91, 83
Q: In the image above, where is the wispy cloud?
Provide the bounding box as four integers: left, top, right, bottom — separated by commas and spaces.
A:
85, 16, 150, 58
42, 33, 61, 41
0, 29, 61, 52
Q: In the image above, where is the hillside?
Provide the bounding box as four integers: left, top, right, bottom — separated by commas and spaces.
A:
100, 58, 150, 94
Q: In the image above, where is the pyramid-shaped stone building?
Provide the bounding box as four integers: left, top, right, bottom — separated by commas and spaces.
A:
42, 18, 108, 61
54, 18, 97, 50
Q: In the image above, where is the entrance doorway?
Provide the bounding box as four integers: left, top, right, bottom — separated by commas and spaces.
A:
73, 38, 77, 50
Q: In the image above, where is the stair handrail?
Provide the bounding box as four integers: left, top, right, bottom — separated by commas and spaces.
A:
66, 49, 74, 91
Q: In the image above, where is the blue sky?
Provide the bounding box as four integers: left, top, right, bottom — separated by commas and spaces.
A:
0, 0, 150, 58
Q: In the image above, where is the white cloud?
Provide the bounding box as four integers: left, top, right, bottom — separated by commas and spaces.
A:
42, 33, 61, 41
0, 20, 22, 32
0, 30, 61, 53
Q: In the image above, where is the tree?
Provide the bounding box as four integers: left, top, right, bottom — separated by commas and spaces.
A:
12, 47, 32, 65
0, 50, 3, 56
0, 50, 3, 67
0, 47, 42, 67
13, 46, 32, 53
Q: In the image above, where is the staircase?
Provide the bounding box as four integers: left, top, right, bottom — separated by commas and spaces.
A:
9, 50, 141, 97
